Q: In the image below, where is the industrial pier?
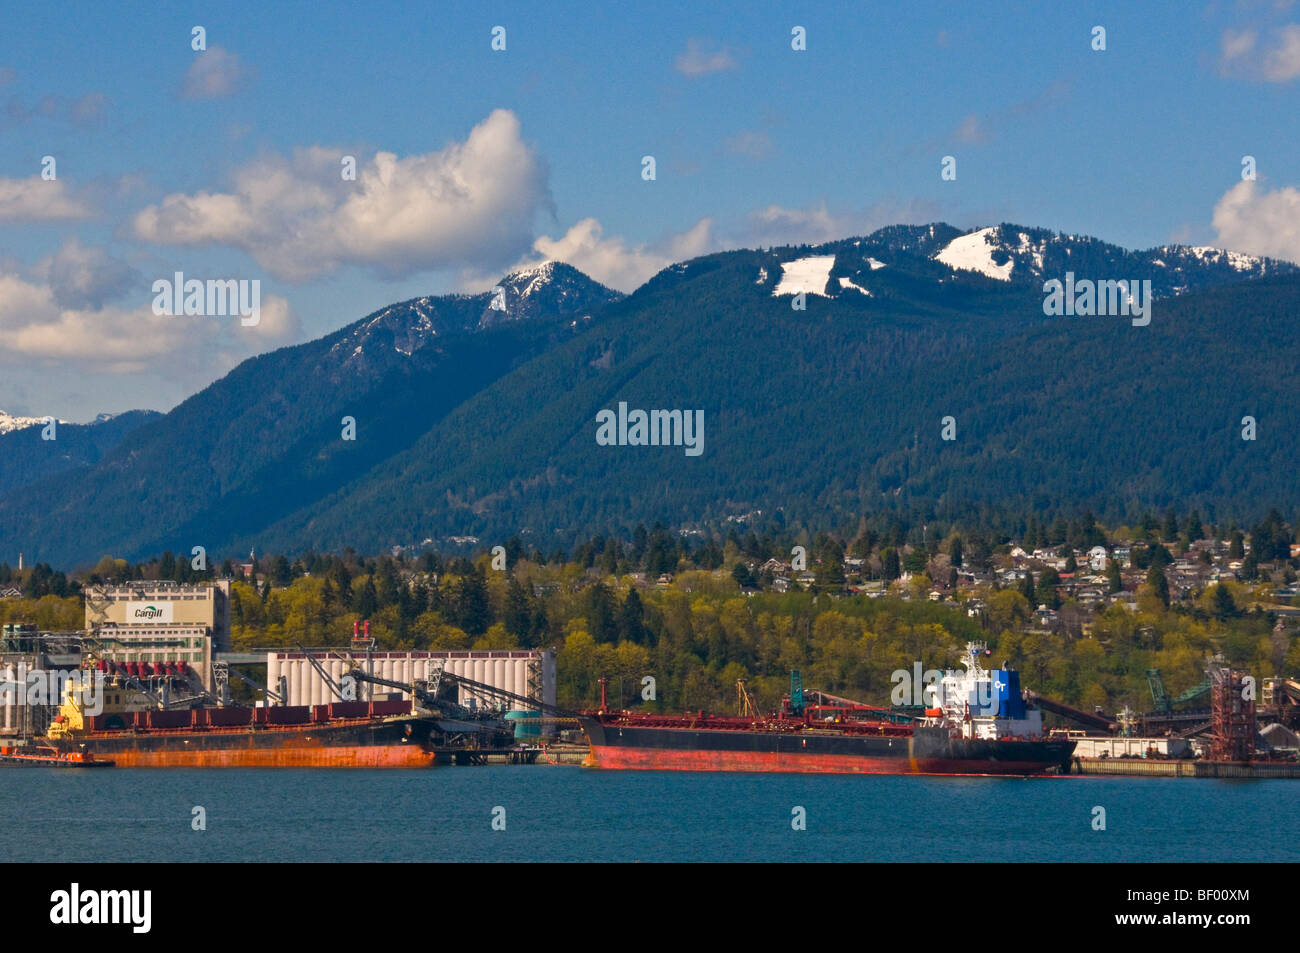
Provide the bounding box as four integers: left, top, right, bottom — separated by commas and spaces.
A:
434, 742, 588, 766
1072, 758, 1300, 778
1046, 664, 1300, 778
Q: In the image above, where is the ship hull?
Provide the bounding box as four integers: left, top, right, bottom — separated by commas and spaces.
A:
47, 717, 438, 768
580, 719, 1075, 776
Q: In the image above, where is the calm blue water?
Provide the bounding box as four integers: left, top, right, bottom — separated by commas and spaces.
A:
4, 767, 1296, 862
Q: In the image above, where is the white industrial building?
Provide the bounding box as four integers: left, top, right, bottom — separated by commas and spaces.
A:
266, 649, 556, 712
1071, 736, 1190, 759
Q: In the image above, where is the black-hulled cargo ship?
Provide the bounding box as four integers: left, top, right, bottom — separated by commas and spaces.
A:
579, 714, 1074, 774
580, 643, 1075, 776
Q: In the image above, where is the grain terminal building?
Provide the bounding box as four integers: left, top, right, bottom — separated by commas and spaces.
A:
83, 581, 230, 691
268, 649, 557, 712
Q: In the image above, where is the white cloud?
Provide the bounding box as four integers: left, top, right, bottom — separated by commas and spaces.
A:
502, 216, 716, 293
0, 258, 300, 376
1265, 24, 1300, 79
912, 82, 1070, 155
1221, 28, 1258, 64
1219, 24, 1300, 81
3, 90, 107, 125
130, 109, 551, 282
740, 199, 945, 248
1211, 179, 1300, 263
494, 197, 951, 292
663, 218, 716, 261
38, 238, 137, 309
725, 130, 773, 159
952, 115, 987, 145
674, 39, 738, 77
0, 175, 92, 222
745, 203, 844, 246
181, 46, 253, 99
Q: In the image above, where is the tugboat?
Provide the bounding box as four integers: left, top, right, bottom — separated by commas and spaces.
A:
579, 642, 1076, 775
0, 744, 113, 767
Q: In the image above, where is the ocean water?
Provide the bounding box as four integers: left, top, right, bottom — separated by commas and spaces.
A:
5, 766, 1297, 862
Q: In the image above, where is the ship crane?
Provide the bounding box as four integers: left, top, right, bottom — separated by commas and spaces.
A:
343, 667, 465, 717
438, 669, 577, 721
736, 680, 758, 719
296, 643, 348, 701
223, 664, 283, 705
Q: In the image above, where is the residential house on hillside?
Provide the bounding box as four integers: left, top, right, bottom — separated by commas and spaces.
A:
998, 568, 1029, 586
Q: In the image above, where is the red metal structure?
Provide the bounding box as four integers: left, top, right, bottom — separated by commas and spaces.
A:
1209, 666, 1256, 762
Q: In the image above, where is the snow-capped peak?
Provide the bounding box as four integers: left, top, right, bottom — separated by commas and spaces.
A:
500, 260, 562, 298
506, 260, 557, 282
0, 410, 66, 435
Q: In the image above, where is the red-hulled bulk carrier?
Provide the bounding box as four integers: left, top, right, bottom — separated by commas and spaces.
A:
46, 699, 440, 768
580, 643, 1075, 776
36, 663, 471, 768
27, 651, 525, 768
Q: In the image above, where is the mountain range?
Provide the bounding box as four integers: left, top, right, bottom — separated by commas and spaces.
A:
2, 223, 1297, 568
0, 411, 162, 497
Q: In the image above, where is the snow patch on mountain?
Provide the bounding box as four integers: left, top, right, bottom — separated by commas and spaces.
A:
1014, 231, 1045, 272
837, 276, 872, 296
772, 256, 836, 297
1185, 247, 1264, 272
935, 227, 1014, 281
1148, 245, 1276, 283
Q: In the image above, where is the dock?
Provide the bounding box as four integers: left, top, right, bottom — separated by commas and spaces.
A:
1073, 758, 1300, 778
431, 742, 588, 766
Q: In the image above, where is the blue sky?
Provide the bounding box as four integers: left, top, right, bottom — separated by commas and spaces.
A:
3, 0, 1299, 418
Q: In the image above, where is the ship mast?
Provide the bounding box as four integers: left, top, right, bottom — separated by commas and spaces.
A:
962, 641, 989, 678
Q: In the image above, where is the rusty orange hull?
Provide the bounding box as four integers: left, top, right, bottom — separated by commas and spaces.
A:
48, 716, 440, 768
97, 744, 435, 768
